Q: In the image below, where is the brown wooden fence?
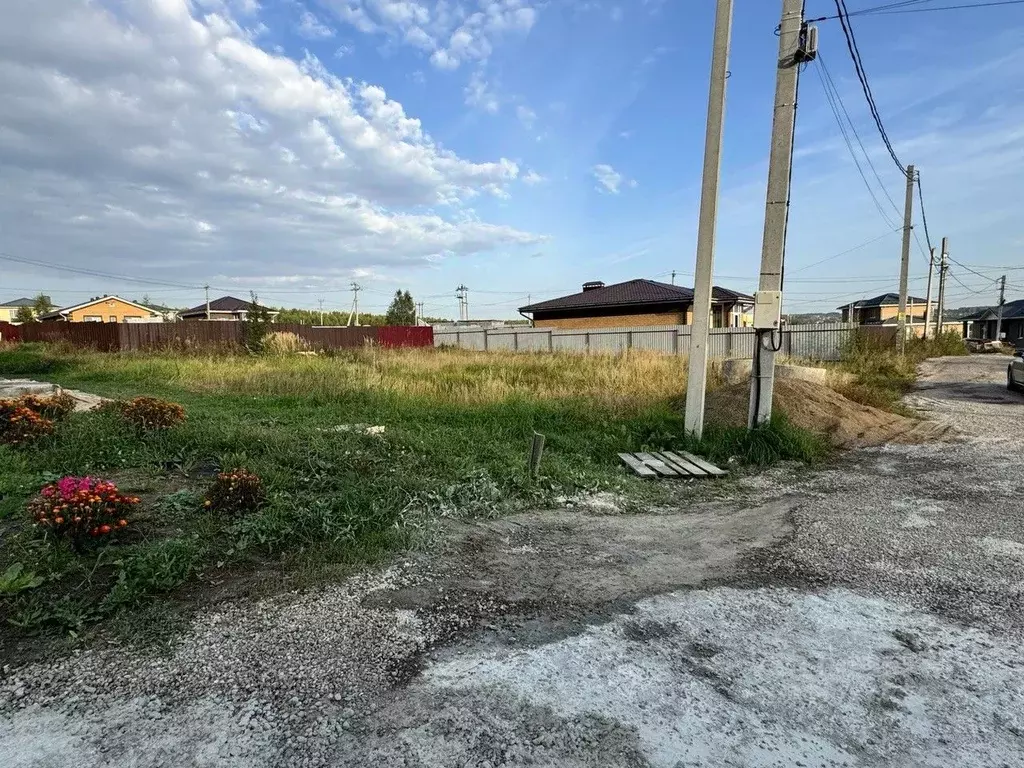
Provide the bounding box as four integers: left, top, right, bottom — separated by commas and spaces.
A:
0, 322, 22, 343
15, 321, 432, 352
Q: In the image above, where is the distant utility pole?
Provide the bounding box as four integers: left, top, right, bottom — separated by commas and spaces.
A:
415, 301, 425, 325
896, 165, 916, 355
684, 0, 734, 439
671, 269, 678, 286
318, 297, 325, 326
346, 282, 361, 327
748, 0, 814, 428
995, 274, 1007, 342
455, 284, 469, 324
204, 284, 211, 321
923, 247, 936, 340
935, 237, 949, 338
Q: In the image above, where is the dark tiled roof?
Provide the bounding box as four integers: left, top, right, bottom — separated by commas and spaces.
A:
180, 296, 257, 316
838, 292, 929, 310
519, 280, 750, 313
1001, 298, 1024, 319
1, 297, 35, 308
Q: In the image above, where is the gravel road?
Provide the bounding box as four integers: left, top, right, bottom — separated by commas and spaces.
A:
3, 355, 1023, 767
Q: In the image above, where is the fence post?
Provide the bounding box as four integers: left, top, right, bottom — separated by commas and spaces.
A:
626, 330, 633, 350
585, 331, 591, 354
484, 330, 489, 352
456, 330, 461, 348
673, 328, 680, 355
548, 331, 554, 353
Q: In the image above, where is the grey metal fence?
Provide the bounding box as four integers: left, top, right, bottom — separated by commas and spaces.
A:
433, 322, 857, 361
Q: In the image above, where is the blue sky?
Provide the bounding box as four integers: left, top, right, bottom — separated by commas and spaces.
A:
1, 0, 1023, 318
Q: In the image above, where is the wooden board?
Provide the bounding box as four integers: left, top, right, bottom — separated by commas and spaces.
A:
675, 450, 729, 477
619, 450, 728, 479
633, 452, 679, 477
656, 451, 708, 477
618, 453, 657, 478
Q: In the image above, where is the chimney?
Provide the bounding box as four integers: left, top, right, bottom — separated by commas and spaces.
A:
582, 281, 605, 292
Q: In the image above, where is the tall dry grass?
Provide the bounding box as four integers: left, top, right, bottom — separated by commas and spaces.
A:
54, 347, 690, 408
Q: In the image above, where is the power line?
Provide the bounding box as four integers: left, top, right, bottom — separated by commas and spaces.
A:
914, 172, 935, 251
863, 0, 1024, 15
832, 0, 907, 175
814, 57, 899, 227
817, 53, 902, 217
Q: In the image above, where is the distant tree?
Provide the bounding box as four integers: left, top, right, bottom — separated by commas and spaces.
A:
385, 290, 416, 326
32, 294, 54, 315
242, 292, 273, 353
14, 306, 36, 323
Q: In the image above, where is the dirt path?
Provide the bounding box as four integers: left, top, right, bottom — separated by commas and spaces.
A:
3, 356, 1023, 767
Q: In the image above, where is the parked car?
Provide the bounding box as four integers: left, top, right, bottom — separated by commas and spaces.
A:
1009, 349, 1024, 392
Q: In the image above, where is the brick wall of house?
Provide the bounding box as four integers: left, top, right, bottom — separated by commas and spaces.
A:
534, 310, 687, 330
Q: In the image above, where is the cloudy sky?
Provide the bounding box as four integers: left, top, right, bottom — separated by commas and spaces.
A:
1, 0, 1022, 318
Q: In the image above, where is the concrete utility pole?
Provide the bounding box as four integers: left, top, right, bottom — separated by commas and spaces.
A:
346, 282, 361, 327
455, 284, 469, 323
318, 297, 325, 326
748, 0, 812, 428
935, 236, 948, 338
684, 0, 734, 439
204, 285, 210, 321
923, 247, 936, 340
995, 274, 1007, 342
896, 165, 916, 355
671, 270, 677, 286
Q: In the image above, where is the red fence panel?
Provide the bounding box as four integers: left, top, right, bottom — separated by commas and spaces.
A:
0, 322, 21, 342
378, 326, 434, 348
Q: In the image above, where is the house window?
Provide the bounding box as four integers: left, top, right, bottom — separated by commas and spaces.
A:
109, 316, 117, 323
84, 315, 102, 322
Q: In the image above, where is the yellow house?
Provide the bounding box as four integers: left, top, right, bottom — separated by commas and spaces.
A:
39, 296, 161, 323
0, 298, 36, 323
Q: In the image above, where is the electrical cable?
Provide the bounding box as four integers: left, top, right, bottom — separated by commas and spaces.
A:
832, 0, 907, 175
817, 53, 903, 218
914, 172, 935, 251
814, 58, 899, 228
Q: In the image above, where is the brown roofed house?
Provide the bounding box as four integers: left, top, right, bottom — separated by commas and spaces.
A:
519, 280, 754, 329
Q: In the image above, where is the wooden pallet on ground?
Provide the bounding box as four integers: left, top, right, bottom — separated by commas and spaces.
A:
618, 450, 728, 479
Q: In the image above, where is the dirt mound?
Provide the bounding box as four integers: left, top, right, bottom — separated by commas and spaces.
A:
705, 379, 954, 448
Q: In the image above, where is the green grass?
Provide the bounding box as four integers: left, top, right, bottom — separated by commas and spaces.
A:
833, 330, 967, 411
0, 344, 827, 647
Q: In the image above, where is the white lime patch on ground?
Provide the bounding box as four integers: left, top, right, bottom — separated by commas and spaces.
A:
979, 536, 1024, 561
423, 588, 1024, 768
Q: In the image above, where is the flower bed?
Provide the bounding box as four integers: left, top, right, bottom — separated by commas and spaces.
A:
29, 476, 139, 551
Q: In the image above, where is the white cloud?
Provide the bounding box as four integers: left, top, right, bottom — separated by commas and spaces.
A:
322, 0, 538, 69
297, 10, 335, 39
522, 169, 546, 185
516, 104, 537, 130
592, 164, 636, 194
0, 0, 542, 285
465, 71, 500, 113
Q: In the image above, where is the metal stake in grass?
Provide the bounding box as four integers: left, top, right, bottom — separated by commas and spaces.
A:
528, 432, 546, 479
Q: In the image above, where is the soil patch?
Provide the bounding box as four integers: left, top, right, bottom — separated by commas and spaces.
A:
706, 379, 953, 448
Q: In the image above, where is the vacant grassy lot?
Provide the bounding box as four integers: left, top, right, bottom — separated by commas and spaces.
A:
0, 344, 823, 650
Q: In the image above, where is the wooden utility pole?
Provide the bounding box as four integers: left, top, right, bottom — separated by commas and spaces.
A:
995, 274, 1007, 342
204, 285, 210, 321
923, 247, 936, 340
935, 237, 948, 338
896, 165, 915, 355
684, 0, 734, 439
748, 0, 811, 428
